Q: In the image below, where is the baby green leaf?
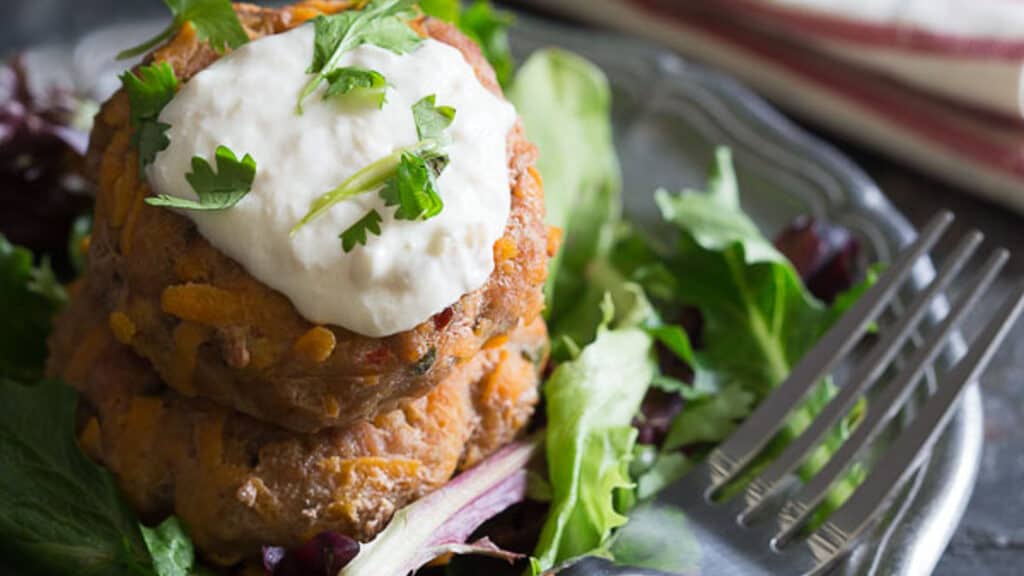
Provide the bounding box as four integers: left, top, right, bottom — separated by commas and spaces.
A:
146, 145, 256, 211
340, 209, 384, 252
0, 236, 66, 382
118, 0, 249, 60
418, 0, 460, 23
532, 312, 656, 571
141, 517, 196, 576
324, 67, 388, 108
459, 1, 515, 88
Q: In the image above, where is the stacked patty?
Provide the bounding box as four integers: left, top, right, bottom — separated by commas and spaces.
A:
47, 0, 551, 565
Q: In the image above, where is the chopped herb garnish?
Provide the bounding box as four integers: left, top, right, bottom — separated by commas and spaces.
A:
380, 151, 444, 220
291, 95, 455, 236
120, 62, 179, 170
340, 209, 384, 252
411, 94, 456, 143
117, 0, 249, 60
146, 145, 256, 211
298, 0, 422, 113
324, 67, 388, 108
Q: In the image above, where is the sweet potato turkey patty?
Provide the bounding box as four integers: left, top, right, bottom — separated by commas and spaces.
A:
48, 291, 547, 564
83, 0, 551, 433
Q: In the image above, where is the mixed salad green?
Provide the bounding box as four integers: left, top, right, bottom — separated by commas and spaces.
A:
0, 1, 873, 575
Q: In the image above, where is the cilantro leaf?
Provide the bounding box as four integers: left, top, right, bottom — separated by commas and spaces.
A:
293, 95, 454, 234
412, 94, 456, 144
299, 0, 422, 112
120, 62, 178, 170
340, 209, 383, 252
168, 0, 250, 54
117, 0, 249, 60
360, 15, 424, 53
146, 145, 256, 211
0, 379, 153, 575
0, 236, 66, 382
121, 63, 179, 121
324, 67, 388, 108
135, 120, 173, 170
379, 151, 445, 221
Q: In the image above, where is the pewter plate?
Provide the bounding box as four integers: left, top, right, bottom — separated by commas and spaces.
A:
10, 8, 979, 575
508, 15, 979, 576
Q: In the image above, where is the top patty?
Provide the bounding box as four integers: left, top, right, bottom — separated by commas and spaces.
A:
83, 1, 551, 432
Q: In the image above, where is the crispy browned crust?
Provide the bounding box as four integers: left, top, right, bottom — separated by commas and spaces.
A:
49, 289, 546, 564
80, 2, 549, 432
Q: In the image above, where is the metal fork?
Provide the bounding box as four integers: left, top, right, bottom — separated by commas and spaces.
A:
559, 211, 1024, 576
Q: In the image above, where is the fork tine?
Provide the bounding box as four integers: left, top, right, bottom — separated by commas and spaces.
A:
773, 249, 1008, 548
705, 211, 953, 491
739, 230, 982, 520
804, 281, 1024, 574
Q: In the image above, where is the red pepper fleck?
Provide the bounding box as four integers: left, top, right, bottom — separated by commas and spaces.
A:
433, 306, 454, 331
364, 345, 391, 366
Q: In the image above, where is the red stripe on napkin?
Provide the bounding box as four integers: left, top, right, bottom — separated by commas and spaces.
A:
705, 0, 1024, 59
630, 0, 1024, 181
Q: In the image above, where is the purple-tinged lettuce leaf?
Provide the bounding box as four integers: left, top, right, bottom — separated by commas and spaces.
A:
263, 531, 359, 576
339, 439, 539, 576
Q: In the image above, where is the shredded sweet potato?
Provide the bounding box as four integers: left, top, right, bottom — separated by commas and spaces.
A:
108, 311, 137, 344
293, 326, 337, 364
162, 283, 247, 326
168, 321, 211, 396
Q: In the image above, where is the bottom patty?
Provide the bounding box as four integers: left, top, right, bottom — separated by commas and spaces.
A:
48, 295, 546, 564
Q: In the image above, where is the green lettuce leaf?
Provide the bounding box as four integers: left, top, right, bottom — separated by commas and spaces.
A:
458, 1, 515, 87
508, 50, 622, 336
634, 148, 870, 516
532, 309, 655, 571
141, 517, 196, 576
416, 0, 514, 87
609, 503, 700, 573
0, 379, 151, 575
0, 236, 66, 381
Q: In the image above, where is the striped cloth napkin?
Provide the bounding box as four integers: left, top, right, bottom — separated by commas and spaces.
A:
518, 0, 1024, 212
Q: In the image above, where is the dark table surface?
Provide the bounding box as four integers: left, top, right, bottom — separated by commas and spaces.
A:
4, 1, 1022, 574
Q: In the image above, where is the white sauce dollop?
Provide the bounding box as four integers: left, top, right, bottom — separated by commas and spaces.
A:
148, 25, 516, 337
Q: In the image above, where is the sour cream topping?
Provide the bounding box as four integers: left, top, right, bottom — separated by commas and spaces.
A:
148, 25, 516, 337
